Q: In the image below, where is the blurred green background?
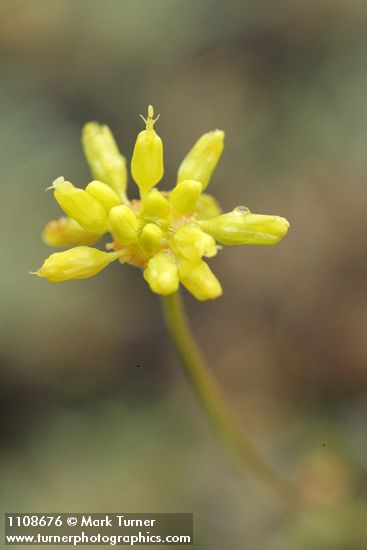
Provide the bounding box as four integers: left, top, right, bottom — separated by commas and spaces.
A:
1, 0, 367, 548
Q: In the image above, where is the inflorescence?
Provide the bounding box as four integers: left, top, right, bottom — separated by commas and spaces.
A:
33, 105, 289, 300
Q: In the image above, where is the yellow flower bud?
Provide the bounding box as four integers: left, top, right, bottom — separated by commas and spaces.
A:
140, 223, 164, 255
109, 204, 138, 245
131, 105, 164, 197
85, 180, 121, 213
52, 178, 109, 234
171, 224, 217, 261
42, 217, 102, 247
82, 122, 128, 200
169, 179, 202, 215
178, 259, 222, 301
177, 130, 224, 190
194, 193, 222, 220
143, 252, 179, 295
142, 189, 169, 220
200, 207, 290, 246
33, 246, 123, 282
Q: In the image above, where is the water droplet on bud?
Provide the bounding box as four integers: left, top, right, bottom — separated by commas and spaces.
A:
232, 205, 250, 215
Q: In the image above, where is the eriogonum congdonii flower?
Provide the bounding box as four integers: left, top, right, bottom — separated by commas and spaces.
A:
33, 105, 289, 300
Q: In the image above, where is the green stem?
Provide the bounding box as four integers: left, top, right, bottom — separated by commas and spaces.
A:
161, 290, 299, 506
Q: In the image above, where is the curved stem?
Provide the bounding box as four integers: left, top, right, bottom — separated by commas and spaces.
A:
161, 290, 299, 506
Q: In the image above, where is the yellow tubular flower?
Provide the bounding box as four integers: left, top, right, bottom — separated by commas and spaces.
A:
177, 130, 224, 190
35, 105, 289, 298
85, 180, 121, 213
131, 105, 164, 197
52, 178, 108, 234
142, 189, 169, 220
178, 259, 222, 301
143, 252, 179, 295
82, 122, 128, 201
33, 247, 123, 282
169, 179, 202, 215
42, 217, 102, 247
140, 223, 164, 255
200, 207, 290, 246
109, 205, 138, 245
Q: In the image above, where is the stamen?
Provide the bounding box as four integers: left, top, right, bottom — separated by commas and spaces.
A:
139, 105, 160, 131
45, 176, 65, 191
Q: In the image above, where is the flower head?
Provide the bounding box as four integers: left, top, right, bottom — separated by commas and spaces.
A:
33, 105, 289, 300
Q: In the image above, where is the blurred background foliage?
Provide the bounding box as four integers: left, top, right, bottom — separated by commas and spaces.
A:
1, 0, 367, 548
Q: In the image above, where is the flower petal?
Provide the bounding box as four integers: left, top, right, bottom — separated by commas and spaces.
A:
177, 130, 224, 190
33, 247, 123, 282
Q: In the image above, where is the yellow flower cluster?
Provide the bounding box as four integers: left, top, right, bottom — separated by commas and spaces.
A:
33, 106, 289, 300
